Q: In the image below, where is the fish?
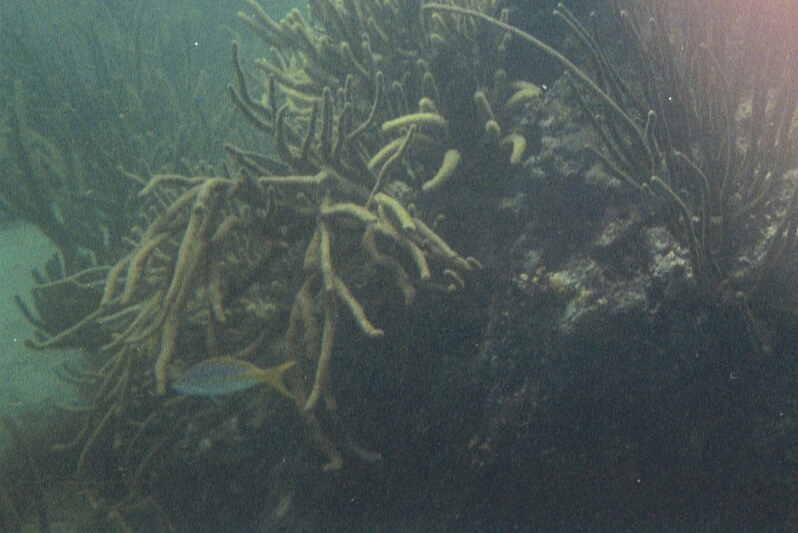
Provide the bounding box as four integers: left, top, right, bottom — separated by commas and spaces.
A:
171, 357, 295, 400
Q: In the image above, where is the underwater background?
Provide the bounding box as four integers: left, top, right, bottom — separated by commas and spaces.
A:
3, 0, 798, 531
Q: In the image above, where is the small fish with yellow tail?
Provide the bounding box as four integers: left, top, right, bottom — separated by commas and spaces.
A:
172, 357, 295, 400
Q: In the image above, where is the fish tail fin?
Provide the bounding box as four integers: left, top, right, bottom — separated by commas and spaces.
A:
264, 361, 297, 401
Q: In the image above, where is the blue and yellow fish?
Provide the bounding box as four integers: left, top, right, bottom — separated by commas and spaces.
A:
172, 357, 295, 400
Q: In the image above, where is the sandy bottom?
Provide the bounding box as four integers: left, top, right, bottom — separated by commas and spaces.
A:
0, 223, 79, 439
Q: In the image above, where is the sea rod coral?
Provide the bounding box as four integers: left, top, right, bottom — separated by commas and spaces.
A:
19, 0, 545, 476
